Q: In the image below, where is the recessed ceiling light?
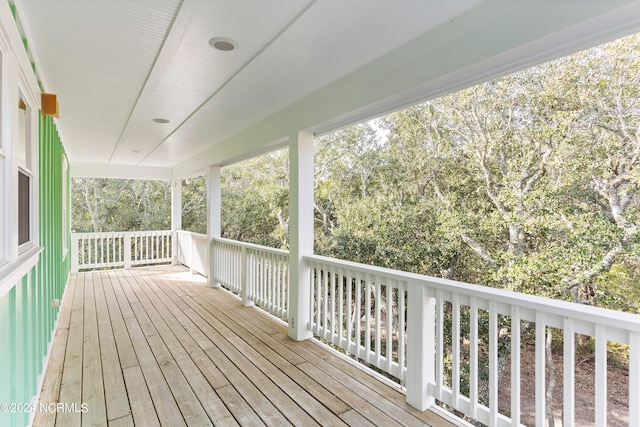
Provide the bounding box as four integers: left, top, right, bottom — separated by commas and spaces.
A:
152, 118, 170, 124
209, 37, 237, 52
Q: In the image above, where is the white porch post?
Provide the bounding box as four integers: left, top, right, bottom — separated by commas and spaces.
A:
406, 281, 436, 411
171, 179, 182, 264
208, 165, 221, 288
288, 131, 314, 341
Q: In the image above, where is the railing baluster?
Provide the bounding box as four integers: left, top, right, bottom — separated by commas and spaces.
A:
398, 281, 406, 383
332, 269, 338, 344
314, 264, 321, 335
435, 288, 444, 401
452, 293, 460, 408
563, 318, 576, 427
594, 324, 607, 426
321, 266, 327, 340
385, 280, 392, 372
488, 301, 498, 426
470, 299, 479, 420
375, 279, 381, 366
346, 270, 353, 354
511, 306, 521, 426
630, 332, 640, 427
338, 269, 344, 348
88, 235, 92, 266
355, 271, 362, 359
535, 313, 546, 426
365, 275, 372, 361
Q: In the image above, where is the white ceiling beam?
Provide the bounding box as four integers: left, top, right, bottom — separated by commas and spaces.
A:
71, 162, 172, 180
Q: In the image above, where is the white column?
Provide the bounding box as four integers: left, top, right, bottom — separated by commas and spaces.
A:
170, 179, 182, 264
288, 131, 314, 341
406, 281, 435, 411
207, 165, 221, 288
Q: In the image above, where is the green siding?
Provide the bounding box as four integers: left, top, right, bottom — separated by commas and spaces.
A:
0, 114, 70, 427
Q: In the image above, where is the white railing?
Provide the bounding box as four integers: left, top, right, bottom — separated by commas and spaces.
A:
71, 230, 172, 272
212, 237, 289, 320
305, 254, 640, 427
175, 230, 208, 276
307, 255, 408, 383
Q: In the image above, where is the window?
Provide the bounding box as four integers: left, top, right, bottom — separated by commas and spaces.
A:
18, 170, 29, 245
17, 94, 33, 250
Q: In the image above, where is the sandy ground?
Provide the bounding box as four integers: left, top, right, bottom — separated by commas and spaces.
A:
499, 342, 629, 426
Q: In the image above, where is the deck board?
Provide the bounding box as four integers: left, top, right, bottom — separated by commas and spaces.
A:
34, 265, 456, 427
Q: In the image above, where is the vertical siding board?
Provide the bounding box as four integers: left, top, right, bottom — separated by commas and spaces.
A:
0, 291, 11, 426
8, 287, 17, 426
0, 112, 71, 425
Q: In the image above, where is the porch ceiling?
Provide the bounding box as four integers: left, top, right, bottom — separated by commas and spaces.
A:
15, 0, 640, 178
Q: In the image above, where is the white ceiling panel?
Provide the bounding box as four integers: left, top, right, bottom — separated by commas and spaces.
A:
18, 0, 182, 164
15, 0, 640, 176
110, 0, 315, 165
140, 0, 486, 166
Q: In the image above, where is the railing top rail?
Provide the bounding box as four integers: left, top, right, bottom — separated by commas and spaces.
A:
176, 230, 207, 238
72, 230, 172, 236
213, 236, 289, 256
305, 253, 640, 333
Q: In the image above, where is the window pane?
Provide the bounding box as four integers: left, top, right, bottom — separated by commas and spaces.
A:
17, 97, 28, 169
18, 171, 29, 245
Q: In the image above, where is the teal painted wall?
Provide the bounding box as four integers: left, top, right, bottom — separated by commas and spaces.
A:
0, 114, 70, 427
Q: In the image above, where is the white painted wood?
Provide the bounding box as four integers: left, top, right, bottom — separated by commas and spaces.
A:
630, 332, 640, 427
406, 281, 435, 411
385, 280, 393, 374
288, 131, 314, 341
435, 289, 444, 402
210, 237, 289, 318
331, 270, 337, 345
563, 318, 575, 427
535, 314, 546, 427
470, 300, 479, 420
398, 282, 406, 384
375, 280, 382, 367
452, 293, 461, 409
365, 275, 372, 362
171, 179, 181, 265
594, 324, 607, 426
488, 302, 498, 426
241, 247, 253, 307
511, 307, 521, 426
70, 234, 79, 273
355, 271, 362, 359
346, 270, 353, 354
71, 231, 173, 271
207, 165, 221, 287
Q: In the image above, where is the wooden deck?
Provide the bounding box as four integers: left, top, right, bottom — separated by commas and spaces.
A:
33, 265, 456, 426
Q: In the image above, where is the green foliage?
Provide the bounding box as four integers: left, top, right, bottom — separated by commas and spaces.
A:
182, 176, 207, 234
220, 150, 289, 248
71, 178, 170, 232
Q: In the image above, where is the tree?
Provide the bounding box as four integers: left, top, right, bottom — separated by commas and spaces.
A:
71, 178, 170, 232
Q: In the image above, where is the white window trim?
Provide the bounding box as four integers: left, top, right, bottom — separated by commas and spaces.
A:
0, 244, 42, 300
16, 90, 38, 253
0, 2, 43, 295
